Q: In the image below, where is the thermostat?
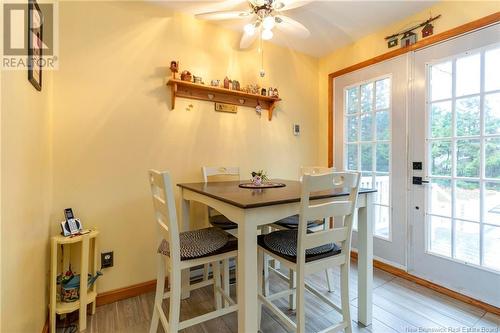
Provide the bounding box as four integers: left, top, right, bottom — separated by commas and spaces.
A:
293, 124, 300, 136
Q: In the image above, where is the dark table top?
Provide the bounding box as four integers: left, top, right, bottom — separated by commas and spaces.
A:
178, 179, 377, 209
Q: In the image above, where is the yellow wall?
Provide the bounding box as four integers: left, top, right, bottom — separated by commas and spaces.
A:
51, 1, 319, 293
0, 59, 53, 332
317, 1, 500, 165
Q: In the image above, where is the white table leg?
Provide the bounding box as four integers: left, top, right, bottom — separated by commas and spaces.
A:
237, 219, 259, 333
357, 193, 373, 326
180, 188, 191, 299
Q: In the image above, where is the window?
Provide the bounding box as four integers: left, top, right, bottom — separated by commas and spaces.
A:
344, 77, 392, 239
426, 45, 500, 271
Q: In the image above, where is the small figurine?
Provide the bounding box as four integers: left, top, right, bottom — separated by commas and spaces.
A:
261, 88, 267, 96
180, 70, 192, 82
273, 88, 279, 98
229, 80, 233, 90
268, 87, 273, 97
422, 23, 434, 38
224, 76, 230, 89
211, 80, 220, 87
169, 61, 179, 79
233, 80, 240, 91
193, 76, 203, 84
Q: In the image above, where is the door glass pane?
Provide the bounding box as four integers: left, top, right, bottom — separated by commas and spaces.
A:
456, 139, 480, 177
456, 53, 480, 97
455, 180, 480, 222
485, 47, 500, 92
485, 93, 500, 135
454, 220, 480, 265
429, 216, 451, 257
375, 174, 390, 205
346, 144, 358, 170
429, 179, 451, 217
360, 144, 373, 172
376, 111, 390, 140
376, 143, 389, 172
430, 61, 452, 101
485, 182, 500, 226
430, 141, 452, 176
485, 138, 500, 179
456, 96, 480, 136
360, 83, 373, 113
430, 101, 452, 138
374, 205, 390, 238
375, 78, 390, 110
346, 88, 359, 114
483, 225, 500, 271
346, 116, 358, 142
360, 114, 373, 141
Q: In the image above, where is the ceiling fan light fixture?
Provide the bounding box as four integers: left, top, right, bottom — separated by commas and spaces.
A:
244, 23, 256, 35
261, 29, 273, 40
262, 16, 275, 30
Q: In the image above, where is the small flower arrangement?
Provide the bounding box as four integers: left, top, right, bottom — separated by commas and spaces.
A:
251, 170, 268, 186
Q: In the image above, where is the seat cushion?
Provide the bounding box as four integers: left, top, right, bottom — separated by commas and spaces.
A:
158, 227, 237, 261
209, 215, 238, 230
257, 229, 341, 263
273, 214, 325, 229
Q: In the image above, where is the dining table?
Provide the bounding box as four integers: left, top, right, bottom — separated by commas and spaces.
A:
177, 179, 376, 332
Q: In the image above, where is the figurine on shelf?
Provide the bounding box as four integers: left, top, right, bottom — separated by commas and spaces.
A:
273, 88, 279, 98
233, 80, 240, 91
261, 88, 267, 96
169, 61, 179, 79
193, 76, 203, 84
268, 87, 273, 97
211, 80, 220, 87
180, 70, 192, 82
224, 76, 230, 89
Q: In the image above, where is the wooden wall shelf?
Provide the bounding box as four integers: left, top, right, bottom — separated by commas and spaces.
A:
167, 79, 281, 121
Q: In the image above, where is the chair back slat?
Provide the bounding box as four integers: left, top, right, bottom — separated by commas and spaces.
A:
202, 166, 240, 183
297, 171, 361, 262
304, 227, 349, 249
148, 170, 180, 261
302, 201, 353, 221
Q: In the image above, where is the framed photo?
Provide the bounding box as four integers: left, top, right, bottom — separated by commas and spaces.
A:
28, 0, 43, 91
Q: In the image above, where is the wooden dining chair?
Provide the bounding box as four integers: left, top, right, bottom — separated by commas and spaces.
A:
202, 166, 240, 234
148, 170, 238, 333
257, 171, 360, 333
269, 166, 336, 304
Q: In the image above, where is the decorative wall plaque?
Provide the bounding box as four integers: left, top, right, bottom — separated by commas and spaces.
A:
215, 103, 237, 113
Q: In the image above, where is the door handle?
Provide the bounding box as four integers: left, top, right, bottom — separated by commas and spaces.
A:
413, 176, 429, 185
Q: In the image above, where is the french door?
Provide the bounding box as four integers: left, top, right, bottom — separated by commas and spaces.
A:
334, 55, 408, 267
409, 24, 500, 307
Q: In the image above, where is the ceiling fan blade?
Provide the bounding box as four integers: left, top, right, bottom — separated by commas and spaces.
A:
240, 31, 258, 49
274, 0, 311, 11
275, 15, 310, 38
195, 10, 251, 21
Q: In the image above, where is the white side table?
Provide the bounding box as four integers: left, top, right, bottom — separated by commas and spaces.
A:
49, 231, 99, 333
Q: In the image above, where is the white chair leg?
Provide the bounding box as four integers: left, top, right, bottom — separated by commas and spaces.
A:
149, 254, 166, 333
257, 250, 264, 331
222, 259, 230, 307
296, 268, 306, 333
325, 268, 335, 292
340, 262, 352, 333
203, 263, 210, 281
213, 261, 222, 309
169, 266, 181, 333
289, 269, 296, 310
263, 255, 270, 297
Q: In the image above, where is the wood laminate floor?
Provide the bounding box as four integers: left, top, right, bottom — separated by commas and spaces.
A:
59, 261, 500, 333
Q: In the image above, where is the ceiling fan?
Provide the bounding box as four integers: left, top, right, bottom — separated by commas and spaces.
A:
195, 0, 311, 49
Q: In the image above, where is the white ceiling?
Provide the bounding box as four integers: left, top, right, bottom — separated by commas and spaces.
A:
162, 1, 436, 58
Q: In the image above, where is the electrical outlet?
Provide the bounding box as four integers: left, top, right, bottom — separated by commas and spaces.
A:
101, 251, 114, 268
